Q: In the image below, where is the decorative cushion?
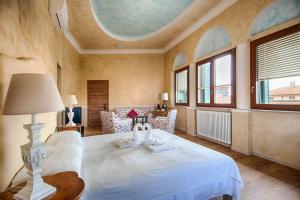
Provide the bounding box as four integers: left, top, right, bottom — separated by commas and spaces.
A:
114, 106, 155, 119
127, 109, 138, 118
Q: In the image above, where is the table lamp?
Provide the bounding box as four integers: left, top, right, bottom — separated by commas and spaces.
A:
2, 73, 65, 200
64, 94, 78, 127
161, 92, 168, 110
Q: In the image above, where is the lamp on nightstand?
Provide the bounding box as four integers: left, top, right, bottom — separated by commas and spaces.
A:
2, 73, 65, 200
64, 94, 78, 127
161, 92, 168, 111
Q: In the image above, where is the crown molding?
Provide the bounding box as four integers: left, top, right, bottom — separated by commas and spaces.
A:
63, 30, 83, 53
163, 0, 238, 52
81, 48, 165, 54
62, 0, 238, 55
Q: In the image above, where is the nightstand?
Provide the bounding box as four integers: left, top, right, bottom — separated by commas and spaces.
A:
57, 124, 84, 137
0, 171, 84, 200
155, 110, 169, 117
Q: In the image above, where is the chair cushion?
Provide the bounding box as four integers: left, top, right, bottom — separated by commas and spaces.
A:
127, 109, 138, 118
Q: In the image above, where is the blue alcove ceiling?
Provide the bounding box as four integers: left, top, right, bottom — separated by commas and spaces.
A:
173, 52, 187, 69
249, 0, 300, 36
194, 26, 231, 60
91, 0, 194, 41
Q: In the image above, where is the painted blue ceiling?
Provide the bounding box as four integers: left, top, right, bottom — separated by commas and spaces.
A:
91, 0, 194, 40
250, 0, 300, 36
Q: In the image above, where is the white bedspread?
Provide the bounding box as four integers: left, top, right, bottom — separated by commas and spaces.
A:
81, 129, 243, 200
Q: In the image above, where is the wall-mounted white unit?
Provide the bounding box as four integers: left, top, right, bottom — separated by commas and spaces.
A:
196, 110, 231, 145
48, 0, 68, 31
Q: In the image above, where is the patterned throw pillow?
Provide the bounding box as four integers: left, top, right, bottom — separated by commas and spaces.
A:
127, 109, 138, 118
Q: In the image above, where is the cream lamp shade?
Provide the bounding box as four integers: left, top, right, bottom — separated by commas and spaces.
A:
65, 94, 78, 106
3, 73, 65, 115
161, 92, 168, 101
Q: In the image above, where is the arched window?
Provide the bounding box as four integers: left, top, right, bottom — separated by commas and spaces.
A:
194, 26, 235, 108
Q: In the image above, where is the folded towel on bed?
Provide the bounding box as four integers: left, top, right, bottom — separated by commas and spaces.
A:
142, 142, 176, 153
114, 139, 137, 149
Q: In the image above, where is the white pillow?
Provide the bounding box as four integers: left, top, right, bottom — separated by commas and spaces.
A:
46, 131, 83, 148
12, 131, 83, 186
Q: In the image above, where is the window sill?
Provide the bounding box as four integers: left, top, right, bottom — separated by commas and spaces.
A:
250, 108, 300, 114
196, 106, 232, 112
175, 104, 189, 107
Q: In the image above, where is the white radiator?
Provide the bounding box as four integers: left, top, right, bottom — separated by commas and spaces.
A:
196, 110, 231, 145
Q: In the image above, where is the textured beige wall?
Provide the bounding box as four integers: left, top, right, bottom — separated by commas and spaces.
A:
251, 111, 300, 169
164, 0, 300, 169
174, 106, 187, 132
232, 110, 251, 155
0, 0, 81, 191
80, 54, 164, 107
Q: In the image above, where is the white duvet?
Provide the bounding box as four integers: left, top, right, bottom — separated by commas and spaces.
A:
80, 129, 243, 200
12, 130, 243, 200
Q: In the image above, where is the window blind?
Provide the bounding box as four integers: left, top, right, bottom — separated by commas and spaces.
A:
256, 31, 300, 80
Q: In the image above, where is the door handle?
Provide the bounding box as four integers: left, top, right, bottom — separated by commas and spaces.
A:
104, 104, 107, 110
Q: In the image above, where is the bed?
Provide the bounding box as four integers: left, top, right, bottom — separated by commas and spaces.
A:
12, 129, 243, 200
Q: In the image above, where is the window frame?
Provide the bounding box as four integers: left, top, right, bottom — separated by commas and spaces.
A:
250, 24, 300, 111
175, 65, 190, 106
196, 49, 236, 108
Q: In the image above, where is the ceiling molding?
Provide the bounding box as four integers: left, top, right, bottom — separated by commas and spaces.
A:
63, 30, 83, 53
163, 0, 238, 51
81, 48, 165, 54
63, 0, 238, 55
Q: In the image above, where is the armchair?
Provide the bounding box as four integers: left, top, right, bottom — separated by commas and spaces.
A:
148, 109, 177, 133
100, 111, 132, 134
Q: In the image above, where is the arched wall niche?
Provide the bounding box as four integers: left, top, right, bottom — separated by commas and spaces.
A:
249, 0, 300, 36
194, 26, 231, 61
173, 52, 187, 70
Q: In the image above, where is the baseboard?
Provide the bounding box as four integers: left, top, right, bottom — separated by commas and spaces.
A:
186, 131, 196, 136
252, 151, 300, 171
175, 127, 187, 133
195, 134, 231, 147
231, 146, 251, 155
202, 141, 300, 170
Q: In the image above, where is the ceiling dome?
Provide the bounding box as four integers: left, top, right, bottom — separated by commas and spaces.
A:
91, 0, 194, 41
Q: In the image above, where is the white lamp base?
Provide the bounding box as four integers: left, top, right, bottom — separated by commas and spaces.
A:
66, 107, 76, 127
14, 180, 56, 200
14, 119, 56, 200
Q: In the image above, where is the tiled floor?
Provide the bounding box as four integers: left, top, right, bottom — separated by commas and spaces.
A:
84, 127, 300, 200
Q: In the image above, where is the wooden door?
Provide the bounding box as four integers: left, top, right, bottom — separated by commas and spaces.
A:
87, 80, 109, 127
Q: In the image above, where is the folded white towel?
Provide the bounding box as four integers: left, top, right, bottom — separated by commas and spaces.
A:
142, 142, 176, 153
114, 139, 137, 149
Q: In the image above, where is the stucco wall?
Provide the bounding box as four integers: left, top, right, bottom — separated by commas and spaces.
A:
80, 54, 164, 107
164, 0, 300, 169
0, 0, 81, 191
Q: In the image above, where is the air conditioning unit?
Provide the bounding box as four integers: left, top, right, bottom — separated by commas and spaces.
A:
48, 0, 68, 31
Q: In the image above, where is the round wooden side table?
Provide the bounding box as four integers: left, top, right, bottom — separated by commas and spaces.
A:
0, 171, 84, 200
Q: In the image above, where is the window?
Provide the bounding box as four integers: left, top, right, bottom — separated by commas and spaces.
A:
175, 66, 189, 106
196, 49, 236, 108
250, 24, 300, 111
